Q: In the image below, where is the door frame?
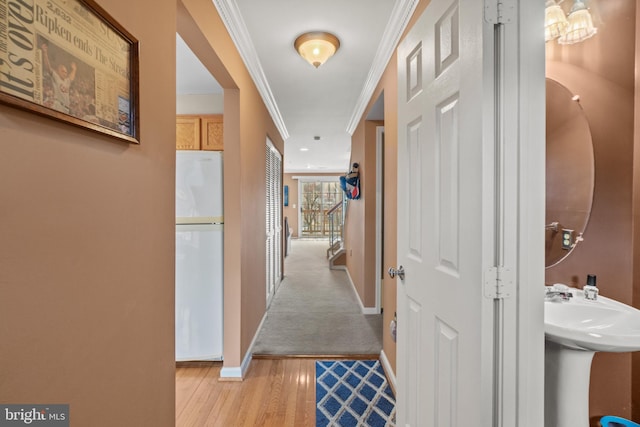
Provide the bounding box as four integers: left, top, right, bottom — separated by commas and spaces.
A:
375, 126, 384, 313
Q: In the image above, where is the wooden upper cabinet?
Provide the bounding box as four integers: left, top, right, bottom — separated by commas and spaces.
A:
176, 116, 201, 150
201, 115, 224, 151
176, 115, 223, 151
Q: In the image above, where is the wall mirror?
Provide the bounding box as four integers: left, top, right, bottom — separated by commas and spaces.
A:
545, 78, 595, 267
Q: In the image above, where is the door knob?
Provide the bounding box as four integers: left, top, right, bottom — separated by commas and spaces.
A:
388, 266, 405, 281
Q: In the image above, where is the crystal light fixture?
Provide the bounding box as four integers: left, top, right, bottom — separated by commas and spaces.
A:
558, 0, 598, 45
545, 0, 569, 42
294, 32, 340, 68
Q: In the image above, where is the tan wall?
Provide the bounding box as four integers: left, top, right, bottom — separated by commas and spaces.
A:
178, 0, 285, 371
0, 0, 177, 425
283, 174, 299, 237
635, 0, 640, 420
344, 125, 367, 306
344, 121, 381, 308
283, 172, 342, 238
546, 0, 636, 422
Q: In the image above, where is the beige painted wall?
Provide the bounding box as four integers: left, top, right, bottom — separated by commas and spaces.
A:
0, 0, 177, 425
634, 0, 640, 420
283, 174, 299, 237
0, 13, 286, 427
344, 121, 381, 309
546, 0, 637, 422
178, 0, 285, 371
344, 129, 366, 306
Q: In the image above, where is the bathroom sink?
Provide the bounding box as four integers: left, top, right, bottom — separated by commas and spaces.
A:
544, 287, 640, 352
544, 286, 640, 427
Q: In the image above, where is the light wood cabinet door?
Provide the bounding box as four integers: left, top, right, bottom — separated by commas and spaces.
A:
176, 116, 201, 150
201, 115, 224, 151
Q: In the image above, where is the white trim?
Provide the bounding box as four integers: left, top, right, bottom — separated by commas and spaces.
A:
375, 126, 384, 313
339, 266, 380, 315
219, 311, 268, 380
362, 307, 379, 315
297, 181, 302, 240
219, 350, 252, 379
266, 137, 282, 159
514, 1, 546, 425
212, 0, 289, 140
379, 349, 397, 395
292, 175, 341, 182
345, 0, 420, 135
286, 168, 346, 174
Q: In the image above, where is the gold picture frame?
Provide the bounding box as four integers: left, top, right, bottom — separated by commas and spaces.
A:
0, 0, 140, 143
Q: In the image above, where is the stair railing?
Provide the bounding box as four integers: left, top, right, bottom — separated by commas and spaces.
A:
326, 194, 347, 258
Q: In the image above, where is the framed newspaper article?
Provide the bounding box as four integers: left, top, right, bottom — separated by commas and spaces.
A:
0, 0, 140, 143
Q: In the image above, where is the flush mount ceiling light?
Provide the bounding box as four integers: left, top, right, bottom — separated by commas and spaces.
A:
294, 32, 340, 68
558, 0, 597, 45
545, 0, 569, 42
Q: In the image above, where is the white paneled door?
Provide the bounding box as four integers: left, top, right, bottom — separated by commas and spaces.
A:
396, 1, 545, 427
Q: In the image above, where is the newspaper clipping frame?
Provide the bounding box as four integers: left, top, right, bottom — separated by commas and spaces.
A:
0, 0, 140, 143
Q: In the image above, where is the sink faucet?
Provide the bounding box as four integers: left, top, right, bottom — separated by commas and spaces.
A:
545, 286, 573, 302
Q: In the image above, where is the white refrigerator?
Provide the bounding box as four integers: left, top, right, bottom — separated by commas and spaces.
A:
175, 150, 224, 361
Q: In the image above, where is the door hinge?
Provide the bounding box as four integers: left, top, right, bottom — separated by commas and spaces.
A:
484, 266, 514, 299
484, 0, 515, 24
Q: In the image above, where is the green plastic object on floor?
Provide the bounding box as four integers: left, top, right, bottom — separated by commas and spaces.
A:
600, 415, 640, 427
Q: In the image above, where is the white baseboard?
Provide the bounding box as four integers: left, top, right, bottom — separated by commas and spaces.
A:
379, 349, 397, 396
219, 344, 252, 380
341, 267, 380, 315
219, 311, 268, 380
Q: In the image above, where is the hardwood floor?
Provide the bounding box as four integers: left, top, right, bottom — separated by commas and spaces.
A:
176, 359, 316, 426
176, 356, 379, 426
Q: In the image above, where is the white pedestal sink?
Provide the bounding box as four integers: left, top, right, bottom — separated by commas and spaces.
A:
544, 286, 640, 427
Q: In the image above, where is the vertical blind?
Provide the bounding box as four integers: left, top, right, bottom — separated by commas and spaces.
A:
265, 139, 282, 304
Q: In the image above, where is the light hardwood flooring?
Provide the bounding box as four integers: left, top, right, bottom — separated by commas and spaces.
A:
176, 356, 378, 426
176, 359, 316, 426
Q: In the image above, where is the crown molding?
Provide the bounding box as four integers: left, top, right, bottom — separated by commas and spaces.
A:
213, 0, 290, 140
345, 0, 419, 135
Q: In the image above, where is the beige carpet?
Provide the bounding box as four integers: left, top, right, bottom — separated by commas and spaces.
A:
252, 239, 383, 355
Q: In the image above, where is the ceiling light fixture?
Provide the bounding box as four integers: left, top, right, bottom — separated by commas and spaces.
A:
294, 32, 340, 68
545, 0, 569, 42
558, 0, 597, 45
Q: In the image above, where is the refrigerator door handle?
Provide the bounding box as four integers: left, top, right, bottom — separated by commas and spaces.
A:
176, 216, 224, 225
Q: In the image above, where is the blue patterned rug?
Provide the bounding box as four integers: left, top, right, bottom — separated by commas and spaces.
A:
316, 360, 396, 427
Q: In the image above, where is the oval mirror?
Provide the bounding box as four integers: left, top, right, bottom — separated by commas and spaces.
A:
545, 78, 595, 267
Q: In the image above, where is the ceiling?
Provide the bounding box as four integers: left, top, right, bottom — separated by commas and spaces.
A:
176, 0, 417, 173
